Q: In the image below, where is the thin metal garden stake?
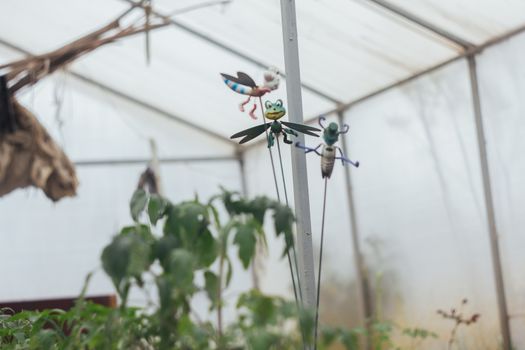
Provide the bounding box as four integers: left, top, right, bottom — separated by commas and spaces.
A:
257, 96, 303, 311
313, 177, 328, 350
275, 135, 304, 305
296, 116, 359, 349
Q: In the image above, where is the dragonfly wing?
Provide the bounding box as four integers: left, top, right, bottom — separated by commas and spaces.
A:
236, 72, 257, 87
221, 72, 257, 88
282, 122, 321, 137
231, 123, 271, 144
220, 73, 239, 82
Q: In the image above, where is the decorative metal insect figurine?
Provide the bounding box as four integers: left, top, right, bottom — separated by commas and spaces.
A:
231, 99, 320, 147
296, 116, 359, 178
220, 67, 280, 119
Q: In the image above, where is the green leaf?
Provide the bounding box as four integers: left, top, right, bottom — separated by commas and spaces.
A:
339, 329, 359, 350
215, 187, 243, 216
101, 230, 152, 295
207, 202, 222, 230
148, 194, 167, 225
203, 271, 219, 309
272, 203, 295, 257
233, 222, 257, 269
225, 256, 233, 288
167, 249, 195, 290
130, 189, 148, 222
320, 326, 338, 346
180, 202, 209, 236
237, 290, 277, 326
177, 314, 194, 337
298, 307, 315, 345
154, 235, 180, 268
246, 196, 271, 225
193, 229, 218, 268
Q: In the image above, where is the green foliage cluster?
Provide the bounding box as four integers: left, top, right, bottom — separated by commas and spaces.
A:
0, 188, 371, 349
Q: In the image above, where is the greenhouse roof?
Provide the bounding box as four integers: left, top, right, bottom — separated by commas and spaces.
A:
1, 0, 525, 146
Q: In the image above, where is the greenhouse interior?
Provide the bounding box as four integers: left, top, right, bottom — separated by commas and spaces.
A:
0, 0, 524, 349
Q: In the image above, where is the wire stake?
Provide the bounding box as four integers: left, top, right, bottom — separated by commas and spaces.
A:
314, 177, 328, 350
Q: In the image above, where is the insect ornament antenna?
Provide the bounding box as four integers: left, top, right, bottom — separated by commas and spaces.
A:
318, 115, 328, 130
338, 123, 350, 135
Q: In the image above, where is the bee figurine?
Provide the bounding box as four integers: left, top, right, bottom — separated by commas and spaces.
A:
296, 116, 359, 178
220, 68, 280, 120
230, 99, 320, 147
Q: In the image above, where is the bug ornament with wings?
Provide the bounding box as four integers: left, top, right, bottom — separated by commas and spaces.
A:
231, 99, 320, 148
296, 116, 359, 178
220, 68, 280, 119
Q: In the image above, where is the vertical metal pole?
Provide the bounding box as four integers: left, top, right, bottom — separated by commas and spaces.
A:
279, 0, 317, 314
338, 112, 372, 350
467, 55, 512, 350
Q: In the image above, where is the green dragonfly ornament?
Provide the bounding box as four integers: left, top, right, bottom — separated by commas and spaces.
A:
230, 99, 320, 147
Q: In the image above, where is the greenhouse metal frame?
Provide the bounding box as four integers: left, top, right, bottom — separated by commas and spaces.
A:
1, 0, 525, 349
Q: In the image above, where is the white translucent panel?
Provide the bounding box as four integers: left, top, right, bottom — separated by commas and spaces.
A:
0, 0, 335, 139
0, 161, 242, 302
476, 32, 525, 349
243, 116, 360, 327
13, 73, 236, 160
386, 0, 525, 45
156, 0, 457, 101
0, 0, 128, 53
73, 27, 334, 138
345, 60, 500, 347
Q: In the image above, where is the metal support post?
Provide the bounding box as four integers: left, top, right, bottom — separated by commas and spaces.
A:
337, 112, 372, 349
279, 0, 317, 316
467, 55, 512, 350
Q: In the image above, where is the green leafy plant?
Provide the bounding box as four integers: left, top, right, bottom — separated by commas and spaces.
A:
0, 188, 362, 349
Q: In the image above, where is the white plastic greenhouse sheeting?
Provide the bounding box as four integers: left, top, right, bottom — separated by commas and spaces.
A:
1, 0, 525, 348
2, 0, 525, 138
244, 33, 525, 348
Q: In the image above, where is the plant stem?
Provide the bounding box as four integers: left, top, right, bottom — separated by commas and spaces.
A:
217, 253, 224, 340
448, 323, 459, 350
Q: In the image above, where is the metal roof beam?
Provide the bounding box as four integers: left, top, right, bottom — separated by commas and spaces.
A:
0, 37, 236, 146
243, 21, 525, 149
327, 22, 525, 117
120, 0, 342, 105
362, 0, 474, 49
74, 155, 237, 167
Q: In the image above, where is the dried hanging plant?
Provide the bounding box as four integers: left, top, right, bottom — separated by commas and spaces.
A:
0, 0, 231, 201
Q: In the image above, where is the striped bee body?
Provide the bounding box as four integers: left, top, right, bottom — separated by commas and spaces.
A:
321, 145, 336, 178
222, 77, 256, 96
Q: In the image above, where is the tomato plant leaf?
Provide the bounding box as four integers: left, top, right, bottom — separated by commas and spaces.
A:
148, 194, 167, 225
233, 222, 257, 269
204, 270, 219, 309
130, 189, 148, 222
272, 203, 295, 257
